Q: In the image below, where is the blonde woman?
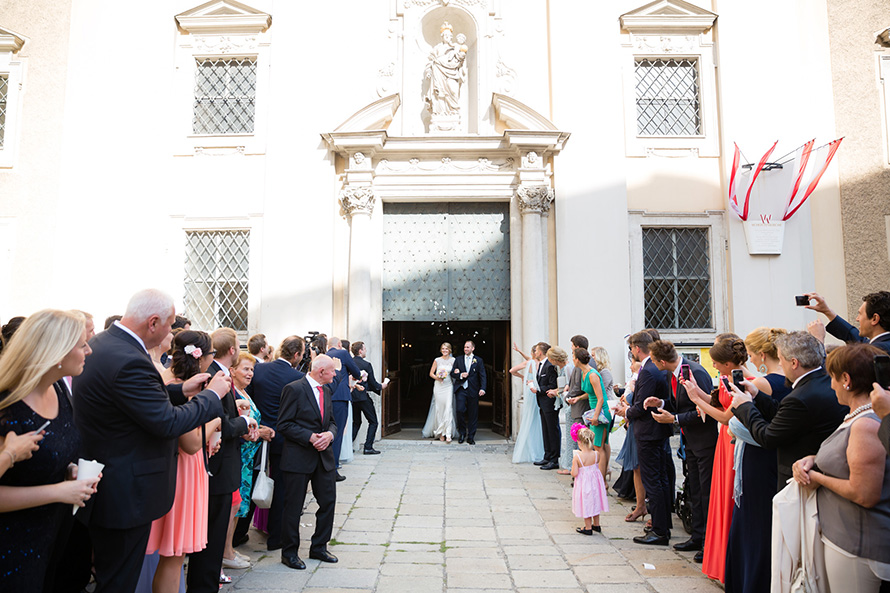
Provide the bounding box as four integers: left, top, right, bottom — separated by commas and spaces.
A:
0, 310, 100, 592
591, 346, 615, 479
425, 343, 455, 442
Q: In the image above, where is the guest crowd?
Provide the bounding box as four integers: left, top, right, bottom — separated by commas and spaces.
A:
1, 287, 890, 592
0, 289, 386, 592
504, 289, 890, 592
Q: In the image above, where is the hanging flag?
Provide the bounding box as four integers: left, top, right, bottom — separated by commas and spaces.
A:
727, 143, 744, 220
782, 138, 843, 221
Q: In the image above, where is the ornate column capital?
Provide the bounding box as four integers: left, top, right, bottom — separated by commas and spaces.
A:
339, 186, 376, 216
516, 185, 554, 215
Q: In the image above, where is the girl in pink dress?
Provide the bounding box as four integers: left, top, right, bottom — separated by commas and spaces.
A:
572, 425, 610, 535
146, 331, 221, 593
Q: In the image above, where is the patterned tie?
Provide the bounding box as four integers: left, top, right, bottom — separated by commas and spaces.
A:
316, 385, 325, 421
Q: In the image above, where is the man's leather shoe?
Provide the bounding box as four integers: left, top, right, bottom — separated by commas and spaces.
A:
458, 434, 466, 444
363, 448, 381, 455
633, 533, 669, 546
694, 550, 704, 563
540, 462, 558, 470
467, 439, 475, 445
335, 472, 346, 482
533, 460, 547, 466
281, 554, 305, 570
673, 538, 703, 552
309, 549, 338, 563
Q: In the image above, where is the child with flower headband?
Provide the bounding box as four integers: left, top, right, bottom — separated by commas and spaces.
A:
571, 423, 609, 535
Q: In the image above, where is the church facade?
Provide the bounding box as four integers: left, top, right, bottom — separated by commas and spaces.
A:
1, 0, 886, 439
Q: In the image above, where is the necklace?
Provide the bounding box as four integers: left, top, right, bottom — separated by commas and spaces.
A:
843, 402, 872, 422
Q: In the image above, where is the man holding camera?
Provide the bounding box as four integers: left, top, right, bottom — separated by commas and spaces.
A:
804, 291, 890, 353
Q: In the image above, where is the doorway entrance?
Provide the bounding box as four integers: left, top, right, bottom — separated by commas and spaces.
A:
382, 320, 510, 436
380, 202, 511, 438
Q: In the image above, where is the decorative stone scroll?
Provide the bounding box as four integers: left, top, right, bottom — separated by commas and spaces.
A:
516, 185, 554, 215
339, 187, 376, 216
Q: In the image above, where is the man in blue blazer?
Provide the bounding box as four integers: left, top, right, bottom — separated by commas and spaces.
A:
244, 336, 304, 550
278, 355, 339, 569
73, 289, 229, 593
805, 291, 890, 353
626, 330, 674, 546
647, 340, 717, 559
452, 340, 488, 445
327, 338, 362, 480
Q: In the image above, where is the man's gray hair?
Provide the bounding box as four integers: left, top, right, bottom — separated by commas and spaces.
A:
124, 289, 174, 323
329, 337, 341, 349
775, 331, 825, 369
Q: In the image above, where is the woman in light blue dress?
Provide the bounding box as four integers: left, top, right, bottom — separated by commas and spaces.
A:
511, 343, 545, 463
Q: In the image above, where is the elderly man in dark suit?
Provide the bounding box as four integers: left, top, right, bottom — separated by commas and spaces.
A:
805, 291, 890, 353
188, 328, 256, 590
646, 340, 716, 560
350, 341, 385, 455
278, 354, 339, 570
326, 338, 362, 479
73, 289, 229, 593
731, 331, 847, 487
626, 330, 675, 546
243, 336, 304, 551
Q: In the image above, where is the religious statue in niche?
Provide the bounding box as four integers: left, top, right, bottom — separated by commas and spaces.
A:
424, 22, 468, 133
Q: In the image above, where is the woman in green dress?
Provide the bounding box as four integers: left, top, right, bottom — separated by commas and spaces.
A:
574, 347, 611, 478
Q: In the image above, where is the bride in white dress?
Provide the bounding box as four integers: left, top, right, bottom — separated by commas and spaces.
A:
422, 342, 455, 442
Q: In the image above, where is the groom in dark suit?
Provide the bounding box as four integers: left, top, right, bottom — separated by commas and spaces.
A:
452, 340, 487, 445
73, 289, 229, 593
278, 354, 339, 570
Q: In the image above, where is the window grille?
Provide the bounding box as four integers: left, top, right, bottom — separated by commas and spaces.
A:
635, 58, 701, 136
184, 230, 250, 336
0, 75, 7, 148
192, 58, 256, 135
643, 227, 712, 330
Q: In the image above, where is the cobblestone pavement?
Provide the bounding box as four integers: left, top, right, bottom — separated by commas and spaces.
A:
220, 436, 723, 593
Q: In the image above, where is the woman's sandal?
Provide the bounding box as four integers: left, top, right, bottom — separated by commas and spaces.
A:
625, 506, 647, 522
576, 527, 593, 536
556, 469, 571, 475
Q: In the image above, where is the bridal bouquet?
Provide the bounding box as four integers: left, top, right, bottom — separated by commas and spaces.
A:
436, 369, 448, 379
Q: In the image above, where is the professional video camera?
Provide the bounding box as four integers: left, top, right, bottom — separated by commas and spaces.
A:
298, 331, 320, 373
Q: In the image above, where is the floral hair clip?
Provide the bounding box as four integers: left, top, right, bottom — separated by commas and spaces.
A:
570, 422, 585, 442
184, 345, 203, 359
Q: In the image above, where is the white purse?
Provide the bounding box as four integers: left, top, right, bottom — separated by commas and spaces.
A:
251, 441, 274, 509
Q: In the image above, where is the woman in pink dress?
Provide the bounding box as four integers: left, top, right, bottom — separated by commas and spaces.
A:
146, 330, 221, 593
683, 336, 749, 583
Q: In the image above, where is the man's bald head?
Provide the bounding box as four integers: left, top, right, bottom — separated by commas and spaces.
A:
310, 354, 337, 385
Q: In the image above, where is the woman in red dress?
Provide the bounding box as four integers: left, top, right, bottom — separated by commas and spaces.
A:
683, 336, 749, 583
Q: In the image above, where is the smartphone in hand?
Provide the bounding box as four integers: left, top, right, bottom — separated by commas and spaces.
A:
875, 354, 890, 389
731, 369, 745, 391
795, 295, 810, 306
681, 364, 691, 382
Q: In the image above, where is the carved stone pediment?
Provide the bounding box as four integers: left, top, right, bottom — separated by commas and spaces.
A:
176, 0, 271, 35
0, 26, 27, 53
620, 0, 717, 35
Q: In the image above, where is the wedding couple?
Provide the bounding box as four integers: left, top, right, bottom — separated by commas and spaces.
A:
422, 340, 487, 444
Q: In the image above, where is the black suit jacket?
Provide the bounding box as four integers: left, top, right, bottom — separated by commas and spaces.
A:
452, 354, 488, 394
277, 377, 338, 474
534, 359, 559, 410
247, 359, 304, 455
206, 360, 249, 495
674, 358, 718, 454
826, 316, 890, 353
733, 368, 847, 484
72, 324, 223, 529
626, 358, 673, 442
352, 355, 382, 403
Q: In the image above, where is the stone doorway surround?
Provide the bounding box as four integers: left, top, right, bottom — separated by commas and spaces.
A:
322, 92, 569, 440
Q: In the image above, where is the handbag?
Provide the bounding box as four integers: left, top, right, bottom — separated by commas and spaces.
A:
580, 369, 610, 425
251, 440, 274, 509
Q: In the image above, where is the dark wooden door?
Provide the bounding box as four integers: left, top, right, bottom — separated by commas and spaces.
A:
381, 322, 401, 436
490, 322, 510, 436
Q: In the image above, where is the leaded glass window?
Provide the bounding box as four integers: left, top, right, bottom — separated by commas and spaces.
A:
643, 227, 712, 330
635, 58, 701, 136
192, 58, 256, 135
184, 230, 250, 336
0, 75, 8, 148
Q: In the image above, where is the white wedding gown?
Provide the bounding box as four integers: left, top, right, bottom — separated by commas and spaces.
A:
422, 356, 455, 439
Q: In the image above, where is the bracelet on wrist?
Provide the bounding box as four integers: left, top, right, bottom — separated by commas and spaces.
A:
2, 449, 16, 466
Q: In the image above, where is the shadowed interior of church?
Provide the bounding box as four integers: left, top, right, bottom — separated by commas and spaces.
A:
381, 320, 510, 438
